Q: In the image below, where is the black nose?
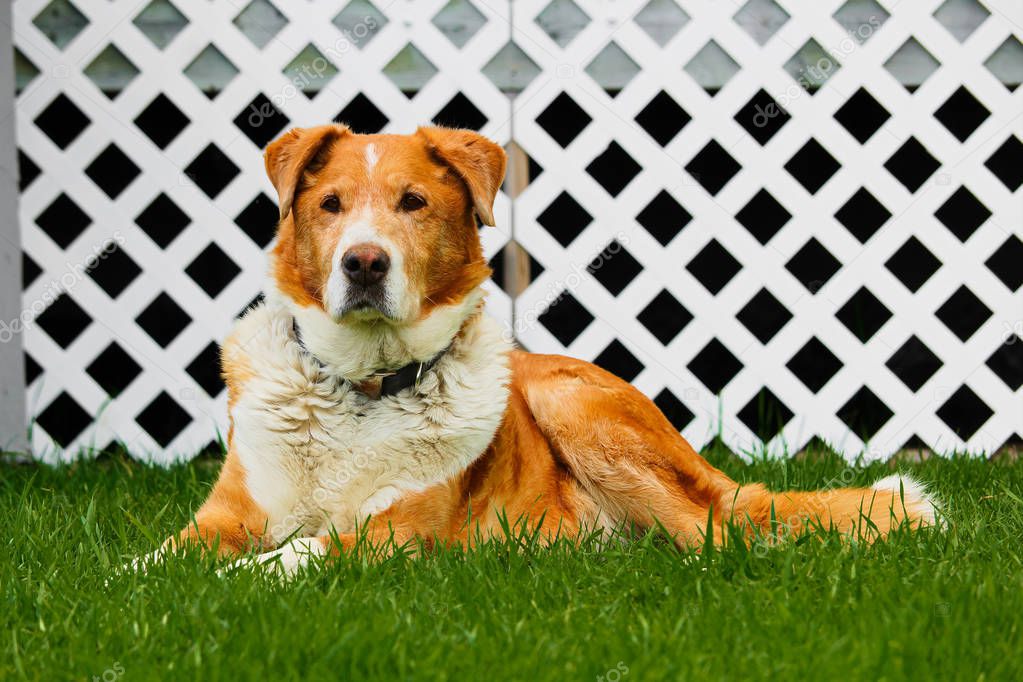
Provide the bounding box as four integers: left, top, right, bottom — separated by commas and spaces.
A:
341, 244, 390, 286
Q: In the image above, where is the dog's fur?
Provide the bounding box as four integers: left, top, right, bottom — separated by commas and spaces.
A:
155, 125, 941, 575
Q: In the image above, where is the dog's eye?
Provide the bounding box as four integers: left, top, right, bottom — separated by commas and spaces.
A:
399, 192, 426, 212
320, 194, 341, 213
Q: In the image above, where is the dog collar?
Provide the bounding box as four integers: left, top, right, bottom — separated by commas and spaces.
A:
292, 318, 445, 399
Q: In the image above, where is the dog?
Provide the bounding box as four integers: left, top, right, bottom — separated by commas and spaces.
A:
149, 124, 941, 575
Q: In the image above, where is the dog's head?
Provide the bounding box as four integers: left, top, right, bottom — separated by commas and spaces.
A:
266, 124, 505, 325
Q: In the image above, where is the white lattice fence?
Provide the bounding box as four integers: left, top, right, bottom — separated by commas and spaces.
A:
11, 0, 1023, 463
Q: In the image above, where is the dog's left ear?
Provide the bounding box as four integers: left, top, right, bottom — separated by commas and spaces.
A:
417, 127, 506, 226
265, 124, 348, 220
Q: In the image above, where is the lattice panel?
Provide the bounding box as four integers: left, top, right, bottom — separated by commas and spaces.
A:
511, 0, 1022, 460
14, 0, 513, 462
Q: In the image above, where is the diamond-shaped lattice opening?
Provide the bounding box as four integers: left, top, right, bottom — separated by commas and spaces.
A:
23, 252, 42, 289
135, 292, 192, 347
15, 49, 40, 95
736, 189, 790, 244
33, 0, 89, 50
885, 236, 941, 293
833, 0, 889, 44
433, 92, 488, 130
84, 45, 139, 99
786, 238, 840, 293
886, 336, 942, 392
984, 36, 1023, 91
785, 138, 840, 194
283, 44, 338, 97
234, 93, 290, 148
184, 44, 239, 98
136, 391, 193, 448
837, 386, 893, 441
37, 392, 92, 448
687, 239, 741, 295
536, 93, 591, 147
936, 386, 993, 441
734, 0, 789, 46
638, 290, 692, 345
588, 241, 642, 297
383, 43, 437, 98
334, 0, 388, 49
934, 86, 989, 142
984, 136, 1023, 191
738, 388, 793, 442
433, 0, 487, 49
25, 353, 42, 385
986, 235, 1023, 292
685, 140, 741, 196
654, 389, 695, 431
36, 193, 91, 248
593, 340, 644, 383
233, 0, 287, 49
538, 192, 592, 247
885, 137, 941, 192
536, 0, 589, 48
636, 190, 691, 246
87, 242, 141, 299
19, 150, 41, 191
935, 186, 990, 241
135, 94, 190, 149
635, 0, 689, 46
987, 338, 1023, 391
236, 193, 278, 248
735, 89, 790, 145
137, 193, 190, 248
737, 288, 792, 344
787, 337, 842, 393
586, 142, 642, 197
538, 291, 594, 346
134, 0, 188, 49
35, 93, 90, 150
187, 342, 225, 397
935, 286, 991, 342
837, 287, 891, 343
489, 242, 544, 297
635, 91, 690, 147
586, 42, 639, 97
185, 144, 240, 198
784, 39, 841, 92
87, 342, 142, 397
884, 38, 940, 91
85, 144, 141, 199
687, 339, 743, 395
685, 40, 740, 93
186, 243, 242, 298
933, 0, 989, 42
482, 41, 541, 93
835, 188, 890, 243
336, 93, 389, 133
834, 87, 890, 143
35, 293, 91, 348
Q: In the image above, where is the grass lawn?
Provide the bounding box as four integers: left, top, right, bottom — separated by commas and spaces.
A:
3, 448, 1022, 681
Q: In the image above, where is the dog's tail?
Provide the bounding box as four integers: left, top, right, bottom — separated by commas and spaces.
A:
720, 474, 943, 540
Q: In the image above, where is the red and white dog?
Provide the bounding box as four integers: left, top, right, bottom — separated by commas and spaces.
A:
152, 125, 940, 574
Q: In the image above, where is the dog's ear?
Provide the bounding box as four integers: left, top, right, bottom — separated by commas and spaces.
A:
264, 124, 348, 220
416, 127, 506, 227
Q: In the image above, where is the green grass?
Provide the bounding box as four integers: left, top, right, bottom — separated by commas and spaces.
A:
3, 449, 1022, 681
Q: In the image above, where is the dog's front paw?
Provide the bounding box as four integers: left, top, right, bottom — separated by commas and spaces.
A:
222, 537, 327, 579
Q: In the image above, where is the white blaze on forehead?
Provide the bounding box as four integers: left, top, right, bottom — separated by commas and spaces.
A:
364, 143, 379, 172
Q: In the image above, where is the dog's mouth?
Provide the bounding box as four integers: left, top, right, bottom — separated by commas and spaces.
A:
338, 289, 394, 322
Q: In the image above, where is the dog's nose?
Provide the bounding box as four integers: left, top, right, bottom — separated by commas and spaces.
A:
341, 244, 390, 286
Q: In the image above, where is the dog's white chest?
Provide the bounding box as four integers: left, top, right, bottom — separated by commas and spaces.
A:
225, 305, 510, 545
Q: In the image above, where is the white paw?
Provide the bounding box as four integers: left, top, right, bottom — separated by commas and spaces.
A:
222, 537, 326, 579
125, 546, 166, 573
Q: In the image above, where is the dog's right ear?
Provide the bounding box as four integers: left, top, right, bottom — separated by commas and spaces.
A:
264, 124, 348, 220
